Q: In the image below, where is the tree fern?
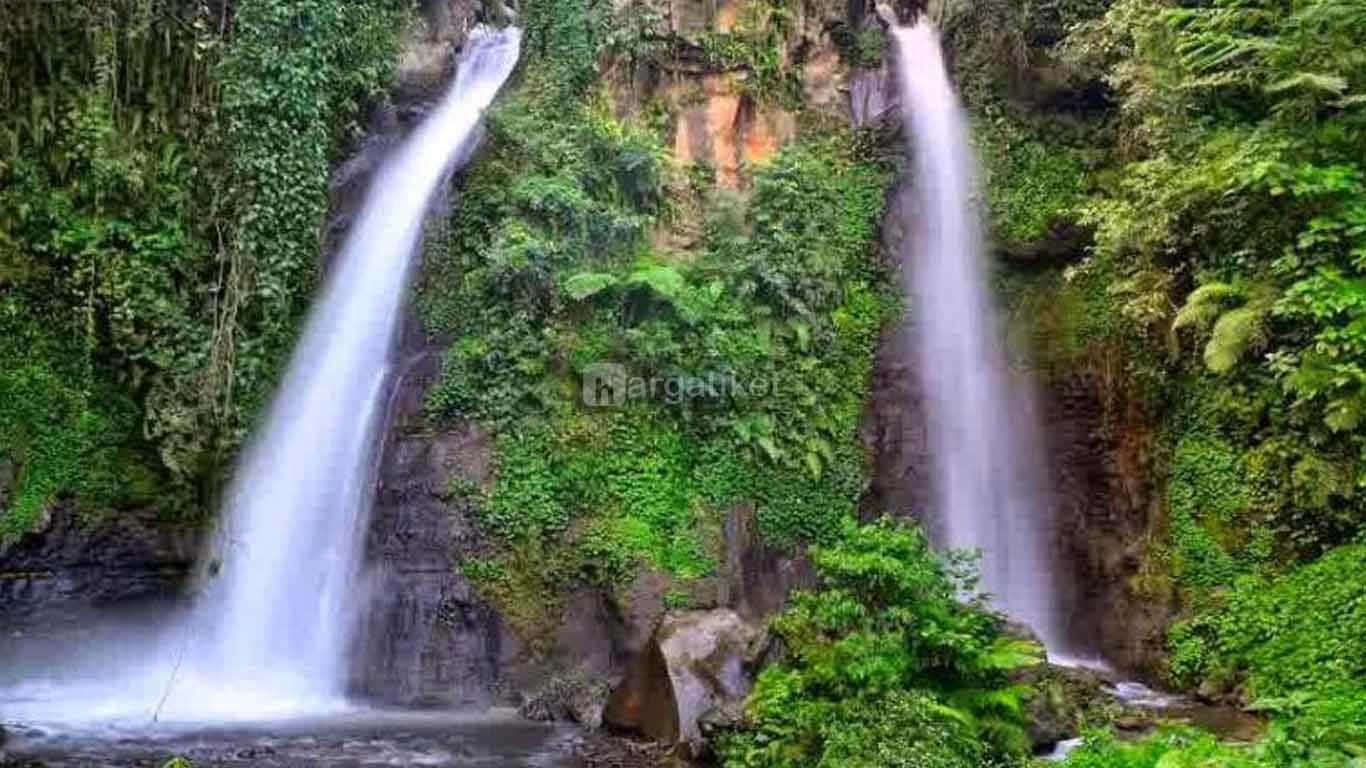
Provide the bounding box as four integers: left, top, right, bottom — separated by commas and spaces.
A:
626, 263, 685, 300
1173, 283, 1274, 373
977, 636, 1045, 671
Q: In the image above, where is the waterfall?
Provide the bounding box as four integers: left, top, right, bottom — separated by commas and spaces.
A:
0, 27, 520, 725
177, 27, 521, 715
890, 21, 1063, 650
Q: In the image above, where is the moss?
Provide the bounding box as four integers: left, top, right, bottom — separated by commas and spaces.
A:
462, 547, 567, 650
0, 353, 161, 541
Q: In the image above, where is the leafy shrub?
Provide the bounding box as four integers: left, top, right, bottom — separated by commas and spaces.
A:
975, 111, 1087, 248
1057, 728, 1247, 768
1167, 436, 1247, 588
0, 361, 130, 537
1059, 713, 1366, 768
718, 519, 1040, 767
1172, 544, 1366, 700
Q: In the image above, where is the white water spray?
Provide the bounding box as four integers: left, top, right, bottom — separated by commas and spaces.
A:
891, 21, 1063, 650
180, 26, 520, 715
0, 27, 520, 725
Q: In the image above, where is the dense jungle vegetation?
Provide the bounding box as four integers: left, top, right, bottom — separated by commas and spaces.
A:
968, 0, 1366, 764
0, 0, 403, 537
3, 0, 1365, 764
421, 0, 897, 637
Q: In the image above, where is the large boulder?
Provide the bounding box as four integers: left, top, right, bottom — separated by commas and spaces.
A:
1019, 663, 1118, 749
604, 609, 768, 755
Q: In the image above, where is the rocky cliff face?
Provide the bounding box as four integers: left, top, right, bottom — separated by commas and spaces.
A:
355, 0, 1174, 712
1046, 364, 1171, 676
0, 507, 197, 640
0, 0, 1171, 718
861, 270, 1172, 681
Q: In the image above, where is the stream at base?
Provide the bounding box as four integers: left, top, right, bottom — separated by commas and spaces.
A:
1045, 676, 1264, 761
1, 711, 586, 767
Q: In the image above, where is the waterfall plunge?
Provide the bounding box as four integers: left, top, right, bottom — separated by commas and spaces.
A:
891, 21, 1063, 651
179, 27, 522, 716
0, 28, 520, 725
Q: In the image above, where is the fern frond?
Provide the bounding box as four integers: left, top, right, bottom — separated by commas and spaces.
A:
1172, 300, 1222, 332
1204, 304, 1267, 373
948, 684, 1028, 718
563, 271, 618, 300
1266, 71, 1349, 95
1174, 282, 1241, 328
926, 700, 976, 727
626, 264, 685, 301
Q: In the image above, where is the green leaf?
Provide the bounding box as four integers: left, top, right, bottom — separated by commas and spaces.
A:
1324, 397, 1363, 432
1204, 305, 1267, 374
1266, 72, 1349, 95
803, 450, 823, 479
563, 271, 619, 300
1173, 282, 1239, 331
626, 264, 685, 300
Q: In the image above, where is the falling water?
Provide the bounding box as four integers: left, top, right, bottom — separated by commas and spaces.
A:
180, 26, 522, 715
891, 21, 1062, 650
0, 27, 520, 724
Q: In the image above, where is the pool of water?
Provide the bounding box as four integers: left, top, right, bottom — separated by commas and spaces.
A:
0, 711, 587, 767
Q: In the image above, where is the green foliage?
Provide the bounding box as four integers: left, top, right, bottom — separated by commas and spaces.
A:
427, 133, 892, 552
696, 0, 802, 106
1169, 544, 1366, 699
0, 0, 403, 535
1156, 545, 1366, 765
203, 0, 404, 450
718, 519, 1040, 768
1058, 711, 1366, 768
1167, 436, 1246, 587
1058, 0, 1366, 489
831, 24, 884, 69
1039, 0, 1366, 708
1172, 282, 1275, 374
1055, 728, 1260, 768
975, 110, 1088, 247
0, 361, 129, 538
418, 0, 894, 641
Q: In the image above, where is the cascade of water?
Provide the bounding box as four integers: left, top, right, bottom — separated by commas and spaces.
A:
0, 27, 520, 725
890, 20, 1063, 651
178, 26, 522, 715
